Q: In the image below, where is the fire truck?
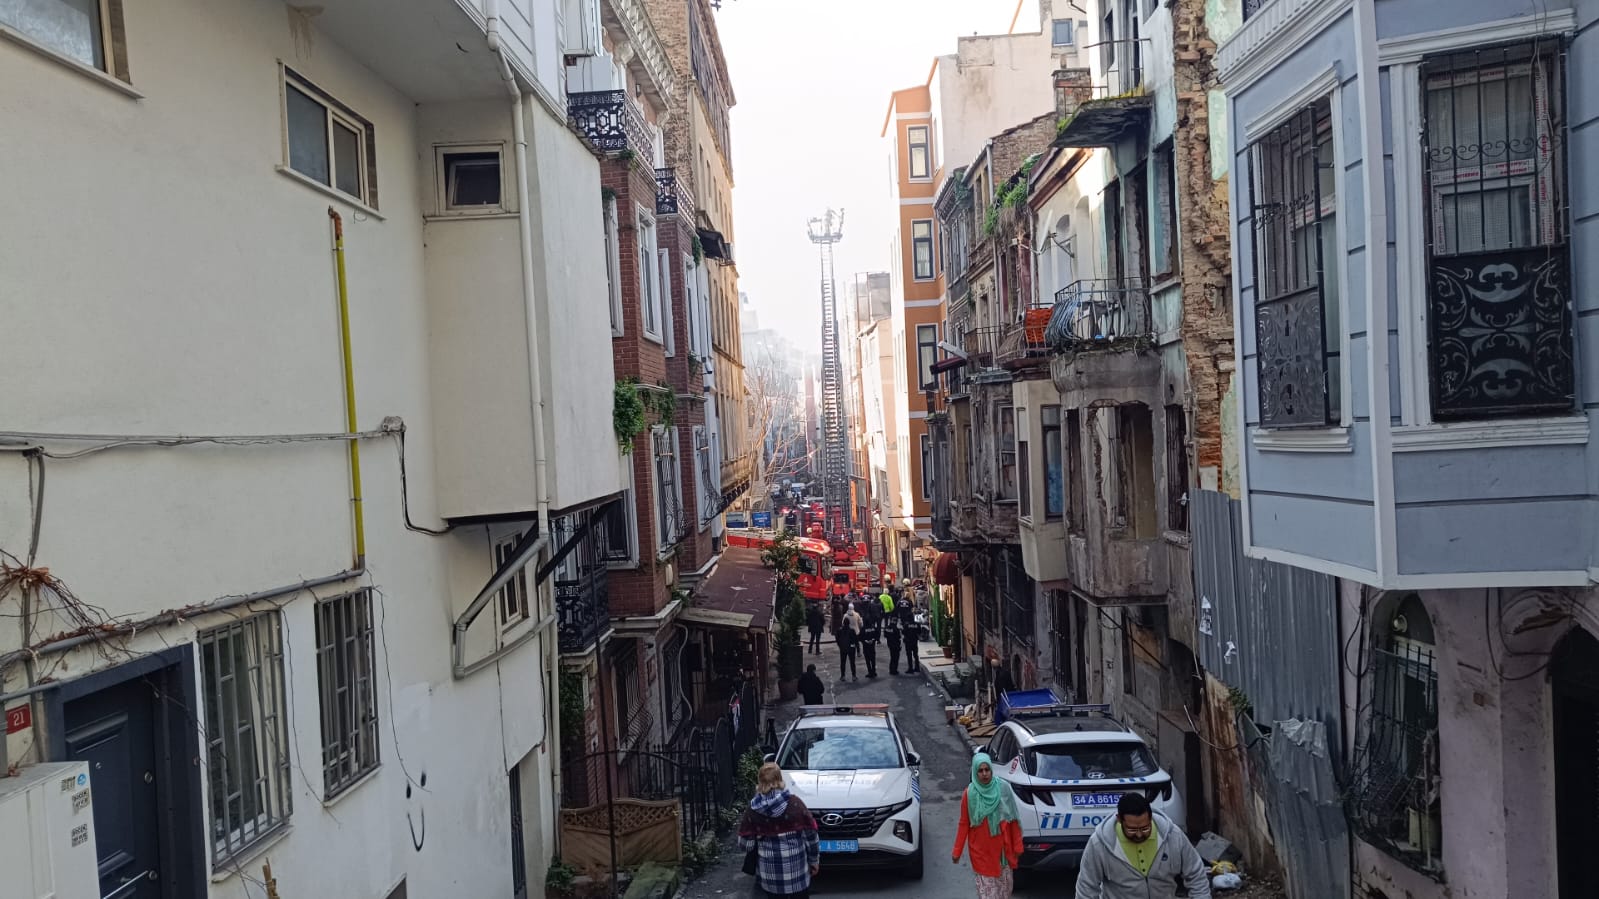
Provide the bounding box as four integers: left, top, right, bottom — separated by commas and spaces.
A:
725, 530, 834, 601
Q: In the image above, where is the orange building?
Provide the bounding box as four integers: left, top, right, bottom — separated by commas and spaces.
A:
881, 72, 944, 576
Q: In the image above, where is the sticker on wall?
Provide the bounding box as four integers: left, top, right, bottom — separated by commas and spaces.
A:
1199, 596, 1213, 637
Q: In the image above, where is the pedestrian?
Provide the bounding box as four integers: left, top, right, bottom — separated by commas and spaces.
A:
798, 664, 825, 706
860, 602, 881, 678
739, 763, 821, 898
805, 602, 825, 655
878, 588, 896, 616
952, 752, 1022, 899
900, 599, 920, 673
829, 594, 845, 636
837, 604, 861, 681
1073, 793, 1210, 899
885, 607, 903, 675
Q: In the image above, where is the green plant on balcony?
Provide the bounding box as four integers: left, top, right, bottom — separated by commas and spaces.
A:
688, 352, 704, 375
601, 185, 617, 203
558, 670, 585, 742
613, 377, 648, 451
691, 232, 704, 265
643, 380, 676, 425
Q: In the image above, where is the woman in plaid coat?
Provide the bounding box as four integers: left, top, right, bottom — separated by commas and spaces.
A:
738, 763, 821, 897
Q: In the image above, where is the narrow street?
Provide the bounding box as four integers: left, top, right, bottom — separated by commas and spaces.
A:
684, 636, 1057, 899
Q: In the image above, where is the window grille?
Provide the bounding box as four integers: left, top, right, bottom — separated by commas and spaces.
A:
494, 535, 531, 627
1350, 634, 1442, 874
1421, 38, 1573, 419
1249, 98, 1340, 428
316, 590, 380, 798
201, 612, 292, 862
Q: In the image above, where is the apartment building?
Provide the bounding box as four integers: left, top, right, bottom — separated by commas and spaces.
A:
1216, 0, 1599, 895
0, 0, 624, 896
849, 273, 894, 567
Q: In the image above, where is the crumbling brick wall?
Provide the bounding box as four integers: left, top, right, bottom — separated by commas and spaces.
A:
1171, 0, 1236, 490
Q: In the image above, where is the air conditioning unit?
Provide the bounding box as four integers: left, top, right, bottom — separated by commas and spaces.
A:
0, 761, 101, 899
562, 0, 602, 57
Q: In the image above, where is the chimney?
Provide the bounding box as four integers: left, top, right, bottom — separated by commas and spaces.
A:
1054, 68, 1093, 119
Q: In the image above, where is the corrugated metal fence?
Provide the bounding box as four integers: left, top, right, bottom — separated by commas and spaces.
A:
1192, 490, 1348, 899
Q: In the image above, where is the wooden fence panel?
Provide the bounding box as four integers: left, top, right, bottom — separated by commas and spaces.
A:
561, 798, 683, 874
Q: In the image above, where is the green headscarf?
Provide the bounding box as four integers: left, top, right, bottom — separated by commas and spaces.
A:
966, 752, 1020, 837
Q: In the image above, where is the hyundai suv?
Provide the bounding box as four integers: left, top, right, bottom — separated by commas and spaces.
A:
769, 704, 924, 879
983, 701, 1185, 871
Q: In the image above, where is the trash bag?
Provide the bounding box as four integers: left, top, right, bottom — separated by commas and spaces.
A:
1211, 872, 1243, 891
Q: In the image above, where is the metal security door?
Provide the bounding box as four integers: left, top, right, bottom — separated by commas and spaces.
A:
64, 676, 163, 899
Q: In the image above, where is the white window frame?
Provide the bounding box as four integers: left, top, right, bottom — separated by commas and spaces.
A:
280, 68, 375, 207
200, 612, 292, 863
315, 589, 381, 799
916, 323, 939, 389
920, 433, 933, 501
1051, 18, 1075, 46
637, 207, 664, 343
695, 425, 716, 531
659, 247, 676, 355
1240, 70, 1354, 455
1385, 20, 1587, 449
652, 426, 682, 554
606, 198, 624, 336
433, 143, 507, 216
604, 458, 641, 569
912, 219, 936, 281
492, 532, 532, 629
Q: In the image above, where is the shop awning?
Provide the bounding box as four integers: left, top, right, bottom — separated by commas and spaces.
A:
679, 608, 755, 631
932, 552, 960, 586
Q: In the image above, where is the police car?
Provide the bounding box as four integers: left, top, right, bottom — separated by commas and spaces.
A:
768, 704, 925, 878
982, 700, 1185, 871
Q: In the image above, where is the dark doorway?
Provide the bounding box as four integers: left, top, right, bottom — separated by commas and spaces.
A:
1553, 627, 1599, 897
509, 764, 527, 899
47, 647, 205, 899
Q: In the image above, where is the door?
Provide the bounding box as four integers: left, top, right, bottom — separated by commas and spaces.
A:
509, 764, 527, 899
64, 675, 164, 899
1553, 628, 1599, 897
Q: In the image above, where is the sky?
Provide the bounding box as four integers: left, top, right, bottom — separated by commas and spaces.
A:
715, 0, 1040, 354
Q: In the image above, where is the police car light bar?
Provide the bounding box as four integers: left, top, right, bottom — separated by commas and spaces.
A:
798, 704, 890, 717
1010, 702, 1114, 718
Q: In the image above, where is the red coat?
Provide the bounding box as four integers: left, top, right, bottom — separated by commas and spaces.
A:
952, 792, 1024, 877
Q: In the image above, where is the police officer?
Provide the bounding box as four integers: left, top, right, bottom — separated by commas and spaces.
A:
885, 603, 903, 675
860, 600, 882, 678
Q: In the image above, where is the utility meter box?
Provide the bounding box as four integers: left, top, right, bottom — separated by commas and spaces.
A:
0, 761, 101, 899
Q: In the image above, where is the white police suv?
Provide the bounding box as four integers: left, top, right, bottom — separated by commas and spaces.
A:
769, 704, 925, 879
983, 701, 1185, 871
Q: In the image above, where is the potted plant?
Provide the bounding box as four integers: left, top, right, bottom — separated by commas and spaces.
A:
775, 591, 805, 700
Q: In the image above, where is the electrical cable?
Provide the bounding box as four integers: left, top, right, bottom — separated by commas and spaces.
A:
391, 428, 452, 535
0, 428, 389, 460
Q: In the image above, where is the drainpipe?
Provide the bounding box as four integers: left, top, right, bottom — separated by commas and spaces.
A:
328, 209, 367, 569
487, 0, 562, 853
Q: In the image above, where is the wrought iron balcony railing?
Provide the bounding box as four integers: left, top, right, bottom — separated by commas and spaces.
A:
655, 168, 695, 218
995, 299, 1058, 368
962, 326, 1005, 368
568, 90, 652, 156
554, 510, 611, 654
1045, 279, 1153, 351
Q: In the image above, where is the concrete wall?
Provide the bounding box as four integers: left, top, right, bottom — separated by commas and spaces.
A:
0, 0, 586, 894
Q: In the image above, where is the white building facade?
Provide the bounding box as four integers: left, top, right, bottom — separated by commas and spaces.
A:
0, 0, 623, 896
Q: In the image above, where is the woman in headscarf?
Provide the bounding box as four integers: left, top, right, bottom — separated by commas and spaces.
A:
738, 763, 820, 897
952, 752, 1023, 899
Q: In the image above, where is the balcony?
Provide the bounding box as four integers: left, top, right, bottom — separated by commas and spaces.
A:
554, 508, 612, 654
568, 90, 652, 156
1046, 279, 1153, 350
655, 168, 695, 218
1067, 531, 1169, 606
995, 300, 1057, 371
963, 326, 1004, 372
1052, 81, 1152, 149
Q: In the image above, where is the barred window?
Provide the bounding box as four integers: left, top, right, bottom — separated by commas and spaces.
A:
1351, 595, 1442, 875
316, 589, 380, 797
1422, 38, 1573, 419
493, 534, 531, 628
653, 427, 682, 551
201, 612, 292, 862
1249, 97, 1340, 428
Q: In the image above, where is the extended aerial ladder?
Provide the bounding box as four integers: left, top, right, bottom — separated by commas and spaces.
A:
807, 209, 850, 539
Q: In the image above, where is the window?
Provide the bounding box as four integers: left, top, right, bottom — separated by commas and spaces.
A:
438, 148, 503, 212
605, 199, 623, 335
1042, 406, 1064, 520
920, 434, 933, 500
601, 477, 637, 566
912, 219, 935, 280
1066, 409, 1084, 533
283, 71, 375, 205
1421, 39, 1572, 420
658, 248, 675, 355
612, 642, 647, 749
1250, 97, 1339, 428
653, 427, 681, 552
1051, 18, 1074, 46
997, 405, 1017, 501
1351, 595, 1441, 874
637, 209, 662, 340
661, 632, 687, 727
315, 589, 380, 798
1153, 142, 1177, 277
1099, 404, 1158, 538
201, 612, 291, 862
907, 125, 931, 180
915, 324, 939, 389
963, 424, 975, 497
1, 0, 127, 80
493, 534, 531, 627
696, 426, 716, 527
1164, 404, 1189, 532
1102, 11, 1115, 70
1017, 409, 1031, 518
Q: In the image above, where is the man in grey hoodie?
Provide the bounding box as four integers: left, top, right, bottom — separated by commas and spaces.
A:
1074, 793, 1211, 899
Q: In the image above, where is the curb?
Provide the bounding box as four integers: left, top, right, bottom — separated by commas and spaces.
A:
920, 663, 980, 755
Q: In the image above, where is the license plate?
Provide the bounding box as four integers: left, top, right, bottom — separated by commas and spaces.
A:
1071, 792, 1123, 808
818, 840, 859, 853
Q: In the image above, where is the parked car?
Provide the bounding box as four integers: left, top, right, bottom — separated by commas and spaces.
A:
983, 700, 1185, 871
768, 704, 924, 878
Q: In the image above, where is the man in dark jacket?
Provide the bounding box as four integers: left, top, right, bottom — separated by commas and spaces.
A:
885, 606, 903, 675
805, 603, 825, 655
899, 597, 920, 673
797, 664, 826, 705
859, 602, 882, 678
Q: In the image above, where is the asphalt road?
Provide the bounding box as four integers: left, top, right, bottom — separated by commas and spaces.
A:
683, 637, 1063, 899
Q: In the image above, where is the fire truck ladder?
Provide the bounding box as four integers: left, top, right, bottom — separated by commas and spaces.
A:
807, 209, 849, 538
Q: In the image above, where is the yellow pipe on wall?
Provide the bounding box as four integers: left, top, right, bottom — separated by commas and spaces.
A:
329, 208, 366, 567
